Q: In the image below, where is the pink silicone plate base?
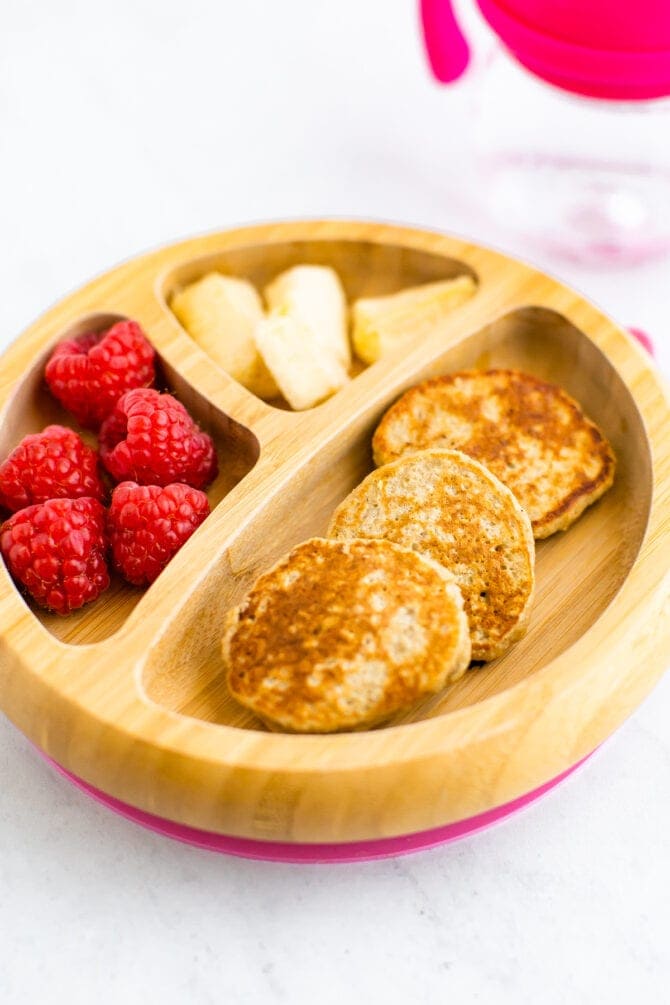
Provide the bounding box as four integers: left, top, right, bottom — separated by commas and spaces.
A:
42, 752, 592, 863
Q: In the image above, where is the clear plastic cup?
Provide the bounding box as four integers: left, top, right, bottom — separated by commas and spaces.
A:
470, 48, 670, 264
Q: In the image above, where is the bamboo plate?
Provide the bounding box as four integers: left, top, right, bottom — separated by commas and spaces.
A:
1, 220, 670, 852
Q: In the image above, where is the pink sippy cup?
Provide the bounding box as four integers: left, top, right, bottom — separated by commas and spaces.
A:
420, 0, 670, 263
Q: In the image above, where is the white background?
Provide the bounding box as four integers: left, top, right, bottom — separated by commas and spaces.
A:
1, 2, 669, 1002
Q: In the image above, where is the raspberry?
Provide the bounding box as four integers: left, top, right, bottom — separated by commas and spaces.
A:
108, 481, 210, 586
45, 319, 156, 429
99, 388, 218, 489
0, 425, 105, 512
1, 497, 109, 615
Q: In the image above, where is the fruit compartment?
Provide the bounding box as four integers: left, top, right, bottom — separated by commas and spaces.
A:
160, 238, 479, 410
0, 312, 260, 646
141, 304, 652, 731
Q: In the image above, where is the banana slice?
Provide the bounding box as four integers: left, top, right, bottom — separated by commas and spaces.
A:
351, 275, 477, 365
255, 312, 349, 410
264, 265, 350, 369
171, 273, 279, 399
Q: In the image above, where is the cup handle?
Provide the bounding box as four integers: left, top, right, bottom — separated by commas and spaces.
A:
419, 0, 471, 83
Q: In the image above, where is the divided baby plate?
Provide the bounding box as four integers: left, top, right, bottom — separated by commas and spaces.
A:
1, 220, 669, 851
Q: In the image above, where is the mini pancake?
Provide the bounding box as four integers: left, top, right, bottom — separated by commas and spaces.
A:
328, 449, 535, 661
222, 536, 471, 733
372, 369, 616, 538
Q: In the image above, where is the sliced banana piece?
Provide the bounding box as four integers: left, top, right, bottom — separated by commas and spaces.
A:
171, 272, 279, 399
351, 275, 477, 365
264, 265, 351, 368
255, 312, 349, 410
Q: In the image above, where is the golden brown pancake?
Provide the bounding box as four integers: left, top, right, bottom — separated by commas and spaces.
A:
223, 536, 470, 733
328, 449, 535, 661
372, 369, 615, 538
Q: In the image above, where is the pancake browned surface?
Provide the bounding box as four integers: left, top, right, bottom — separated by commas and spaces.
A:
223, 537, 471, 733
372, 369, 616, 538
328, 450, 535, 661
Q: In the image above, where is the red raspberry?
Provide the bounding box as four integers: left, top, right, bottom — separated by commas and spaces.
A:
99, 388, 218, 489
108, 481, 210, 585
1, 497, 109, 615
0, 425, 105, 512
45, 319, 155, 429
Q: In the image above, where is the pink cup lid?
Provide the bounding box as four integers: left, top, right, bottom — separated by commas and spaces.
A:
421, 0, 670, 99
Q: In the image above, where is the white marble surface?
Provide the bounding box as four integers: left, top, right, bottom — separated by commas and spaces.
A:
1, 2, 669, 1002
